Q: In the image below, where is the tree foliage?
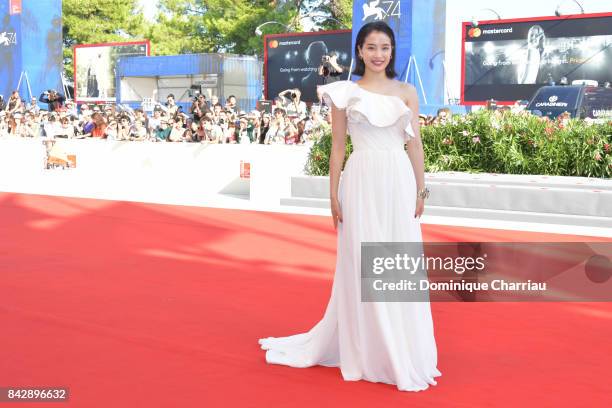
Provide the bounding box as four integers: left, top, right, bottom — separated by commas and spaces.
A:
147, 0, 299, 56
62, 0, 353, 77
62, 0, 146, 79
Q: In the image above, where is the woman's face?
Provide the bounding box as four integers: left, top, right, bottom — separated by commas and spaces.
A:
358, 31, 393, 74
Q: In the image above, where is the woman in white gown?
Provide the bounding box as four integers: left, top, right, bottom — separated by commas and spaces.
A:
258, 21, 442, 392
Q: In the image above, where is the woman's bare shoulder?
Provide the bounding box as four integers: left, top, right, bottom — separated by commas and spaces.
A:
393, 81, 416, 96
393, 81, 418, 105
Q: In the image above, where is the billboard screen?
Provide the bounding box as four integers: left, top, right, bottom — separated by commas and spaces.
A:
461, 12, 612, 104
264, 30, 352, 103
73, 40, 150, 104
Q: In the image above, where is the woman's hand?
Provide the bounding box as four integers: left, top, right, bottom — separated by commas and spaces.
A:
414, 197, 425, 219
331, 197, 343, 230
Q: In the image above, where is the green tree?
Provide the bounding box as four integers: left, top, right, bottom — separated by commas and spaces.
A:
146, 0, 352, 57
62, 0, 147, 79
61, 0, 354, 80
299, 0, 353, 30
147, 0, 298, 56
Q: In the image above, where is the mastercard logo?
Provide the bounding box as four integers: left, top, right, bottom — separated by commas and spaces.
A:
468, 27, 482, 38
269, 40, 279, 48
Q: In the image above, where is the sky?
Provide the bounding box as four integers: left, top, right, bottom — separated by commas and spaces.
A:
139, 0, 159, 22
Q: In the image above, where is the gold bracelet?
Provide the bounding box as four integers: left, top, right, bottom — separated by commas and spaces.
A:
417, 187, 430, 200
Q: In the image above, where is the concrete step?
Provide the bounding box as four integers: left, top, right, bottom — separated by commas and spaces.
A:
286, 174, 612, 218
280, 195, 612, 229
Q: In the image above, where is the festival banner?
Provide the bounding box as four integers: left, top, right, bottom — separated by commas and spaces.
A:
264, 30, 352, 103
73, 40, 150, 104
461, 12, 612, 104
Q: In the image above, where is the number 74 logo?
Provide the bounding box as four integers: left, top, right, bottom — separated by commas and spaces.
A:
362, 0, 401, 22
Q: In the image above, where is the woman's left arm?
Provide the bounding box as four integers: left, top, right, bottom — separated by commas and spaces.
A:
403, 84, 425, 193
403, 84, 426, 218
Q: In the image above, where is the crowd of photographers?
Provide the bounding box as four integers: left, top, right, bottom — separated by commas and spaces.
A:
0, 87, 330, 144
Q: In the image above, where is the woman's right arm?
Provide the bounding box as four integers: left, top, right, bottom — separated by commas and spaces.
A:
328, 103, 347, 230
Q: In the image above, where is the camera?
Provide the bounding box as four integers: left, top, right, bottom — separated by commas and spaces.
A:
322, 55, 330, 62
290, 92, 297, 99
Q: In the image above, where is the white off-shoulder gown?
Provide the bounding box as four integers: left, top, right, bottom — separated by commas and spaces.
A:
258, 80, 442, 392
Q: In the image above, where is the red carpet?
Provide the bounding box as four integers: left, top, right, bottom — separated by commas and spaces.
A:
1, 192, 611, 407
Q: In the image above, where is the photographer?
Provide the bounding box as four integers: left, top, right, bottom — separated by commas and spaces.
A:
278, 88, 307, 120
318, 51, 345, 85
7, 91, 22, 114
165, 94, 179, 118
39, 89, 66, 112
190, 93, 211, 123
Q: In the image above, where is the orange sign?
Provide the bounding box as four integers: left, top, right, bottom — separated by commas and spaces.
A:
9, 0, 22, 15
240, 160, 250, 179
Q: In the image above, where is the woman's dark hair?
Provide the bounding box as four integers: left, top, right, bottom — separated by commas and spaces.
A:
352, 21, 397, 79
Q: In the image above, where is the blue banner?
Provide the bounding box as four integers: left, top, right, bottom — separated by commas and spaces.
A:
351, 0, 447, 107
352, 0, 412, 80
0, 0, 22, 99
0, 0, 62, 102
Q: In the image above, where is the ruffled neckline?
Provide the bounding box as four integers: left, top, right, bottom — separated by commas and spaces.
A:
318, 79, 417, 141
347, 81, 416, 141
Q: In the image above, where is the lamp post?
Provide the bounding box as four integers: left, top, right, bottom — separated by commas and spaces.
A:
555, 0, 585, 16
470, 8, 502, 27
255, 21, 292, 36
